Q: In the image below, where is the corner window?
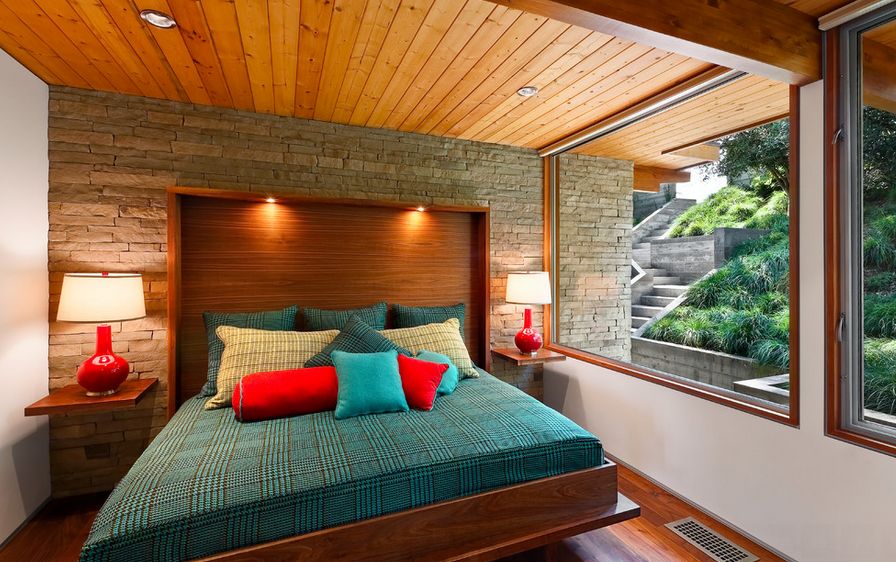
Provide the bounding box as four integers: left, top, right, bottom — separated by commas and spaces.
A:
546, 75, 799, 424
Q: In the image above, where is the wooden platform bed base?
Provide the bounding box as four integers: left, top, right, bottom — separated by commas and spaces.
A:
200, 461, 638, 562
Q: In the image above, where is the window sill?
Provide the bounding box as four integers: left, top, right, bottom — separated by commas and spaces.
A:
545, 343, 799, 427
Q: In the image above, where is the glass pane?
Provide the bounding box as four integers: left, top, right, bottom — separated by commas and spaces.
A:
860, 20, 896, 426
555, 110, 792, 410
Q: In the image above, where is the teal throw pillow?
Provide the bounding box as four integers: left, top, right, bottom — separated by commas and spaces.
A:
332, 350, 409, 419
303, 302, 387, 331
416, 350, 459, 395
304, 315, 411, 368
393, 303, 465, 336
201, 305, 298, 396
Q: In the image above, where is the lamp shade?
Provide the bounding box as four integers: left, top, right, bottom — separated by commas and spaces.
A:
506, 272, 552, 305
57, 273, 146, 323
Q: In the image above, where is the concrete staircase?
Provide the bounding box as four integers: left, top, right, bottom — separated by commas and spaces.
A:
630, 198, 697, 332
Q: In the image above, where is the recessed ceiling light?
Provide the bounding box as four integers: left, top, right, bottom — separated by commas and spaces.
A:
415, 206, 427, 212
265, 197, 277, 203
517, 86, 539, 97
139, 9, 177, 29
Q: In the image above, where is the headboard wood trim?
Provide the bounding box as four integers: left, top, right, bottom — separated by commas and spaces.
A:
166, 187, 490, 417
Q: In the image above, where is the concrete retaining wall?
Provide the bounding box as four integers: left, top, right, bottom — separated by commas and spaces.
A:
631, 336, 780, 391
650, 227, 769, 283
633, 186, 675, 223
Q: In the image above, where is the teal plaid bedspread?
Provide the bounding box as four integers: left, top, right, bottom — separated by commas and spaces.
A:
80, 372, 603, 561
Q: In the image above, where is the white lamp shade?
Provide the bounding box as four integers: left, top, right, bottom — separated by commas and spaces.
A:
506, 272, 552, 305
57, 273, 147, 323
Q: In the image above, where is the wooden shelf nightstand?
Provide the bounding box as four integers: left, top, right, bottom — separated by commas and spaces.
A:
24, 378, 158, 417
491, 347, 567, 366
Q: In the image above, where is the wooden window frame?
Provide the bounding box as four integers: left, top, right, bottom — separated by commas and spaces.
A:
543, 87, 801, 427
824, 17, 896, 458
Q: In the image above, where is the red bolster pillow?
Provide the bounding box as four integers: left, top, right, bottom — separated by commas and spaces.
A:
233, 366, 338, 422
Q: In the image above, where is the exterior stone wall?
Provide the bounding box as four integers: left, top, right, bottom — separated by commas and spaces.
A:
555, 153, 633, 361
46, 86, 631, 497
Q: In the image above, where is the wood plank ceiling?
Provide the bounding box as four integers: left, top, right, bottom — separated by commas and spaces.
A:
0, 0, 822, 168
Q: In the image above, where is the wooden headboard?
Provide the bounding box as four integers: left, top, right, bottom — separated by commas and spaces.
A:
166, 187, 490, 415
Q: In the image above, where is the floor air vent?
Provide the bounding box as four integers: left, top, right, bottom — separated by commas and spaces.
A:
665, 517, 759, 562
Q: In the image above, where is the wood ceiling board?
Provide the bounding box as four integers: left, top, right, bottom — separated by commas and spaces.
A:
234, 0, 275, 113
572, 76, 790, 169
269, 0, 300, 116
294, 0, 335, 118
313, 0, 371, 122
200, 0, 255, 111
863, 37, 896, 113
865, 23, 896, 49
775, 0, 853, 17
488, 0, 821, 84
663, 143, 721, 161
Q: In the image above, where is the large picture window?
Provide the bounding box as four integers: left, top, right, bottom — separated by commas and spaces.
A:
545, 75, 799, 425
829, 5, 896, 454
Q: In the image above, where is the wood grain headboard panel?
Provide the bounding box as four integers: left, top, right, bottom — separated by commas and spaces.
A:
167, 188, 490, 414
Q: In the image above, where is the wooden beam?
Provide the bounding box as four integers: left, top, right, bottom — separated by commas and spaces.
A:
488, 0, 821, 84
633, 165, 690, 192
662, 143, 720, 161
863, 38, 896, 114
660, 113, 790, 157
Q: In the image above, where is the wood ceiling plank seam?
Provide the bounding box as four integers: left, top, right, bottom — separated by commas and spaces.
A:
348, 0, 437, 125
455, 30, 615, 140
519, 56, 714, 148
378, 0, 498, 130
165, 0, 235, 108
331, 0, 401, 123
0, 31, 61, 84
468, 34, 632, 142
139, 0, 213, 105
31, 0, 143, 95
200, 0, 256, 112
0, 1, 93, 89
8, 0, 117, 91
496, 41, 659, 145
364, 0, 469, 129
68, 0, 181, 101
313, 0, 370, 122
580, 80, 787, 153
268, 0, 300, 116
413, 12, 556, 135
434, 22, 592, 139
661, 111, 791, 156
293, 0, 336, 118
394, 5, 523, 132
233, 0, 275, 113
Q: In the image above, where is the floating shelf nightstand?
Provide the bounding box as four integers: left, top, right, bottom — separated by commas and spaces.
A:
491, 347, 567, 366
24, 378, 158, 417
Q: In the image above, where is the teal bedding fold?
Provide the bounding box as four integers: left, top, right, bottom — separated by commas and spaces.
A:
80, 372, 603, 562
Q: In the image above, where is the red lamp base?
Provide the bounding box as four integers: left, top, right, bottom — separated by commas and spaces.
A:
77, 324, 129, 396
514, 308, 543, 356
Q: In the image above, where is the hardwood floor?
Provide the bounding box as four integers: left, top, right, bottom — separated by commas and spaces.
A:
0, 465, 785, 562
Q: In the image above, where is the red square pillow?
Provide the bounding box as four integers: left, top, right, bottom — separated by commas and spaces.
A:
397, 354, 449, 411
233, 366, 338, 422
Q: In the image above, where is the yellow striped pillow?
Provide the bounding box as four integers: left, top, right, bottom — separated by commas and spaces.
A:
382, 318, 478, 379
206, 326, 338, 410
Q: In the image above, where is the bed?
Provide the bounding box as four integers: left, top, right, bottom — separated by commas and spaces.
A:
79, 188, 638, 561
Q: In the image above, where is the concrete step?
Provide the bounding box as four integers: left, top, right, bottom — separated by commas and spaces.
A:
653, 276, 682, 285
632, 249, 651, 265
632, 304, 665, 317
644, 236, 665, 242
653, 284, 689, 297
631, 316, 651, 328
643, 268, 668, 276
641, 295, 676, 307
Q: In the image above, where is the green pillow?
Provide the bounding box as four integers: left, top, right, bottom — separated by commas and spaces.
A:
201, 305, 298, 396
304, 315, 411, 368
416, 350, 459, 396
332, 350, 409, 419
393, 303, 465, 336
303, 302, 387, 331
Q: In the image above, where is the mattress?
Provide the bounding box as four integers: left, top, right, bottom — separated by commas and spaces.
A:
80, 371, 603, 562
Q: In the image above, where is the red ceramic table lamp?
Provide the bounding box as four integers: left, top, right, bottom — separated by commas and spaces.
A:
56, 273, 146, 396
506, 272, 552, 356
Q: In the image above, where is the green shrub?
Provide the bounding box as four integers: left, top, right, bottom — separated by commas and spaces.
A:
866, 271, 896, 293
864, 293, 896, 338
864, 338, 896, 415
668, 187, 764, 238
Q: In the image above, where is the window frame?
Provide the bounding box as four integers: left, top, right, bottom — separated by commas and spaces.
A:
826, 7, 896, 456
543, 87, 801, 427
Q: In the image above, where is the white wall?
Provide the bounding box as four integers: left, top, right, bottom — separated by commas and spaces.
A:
0, 50, 50, 543
545, 81, 896, 562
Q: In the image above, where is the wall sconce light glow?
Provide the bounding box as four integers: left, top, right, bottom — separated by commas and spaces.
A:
416, 206, 427, 212
139, 9, 177, 29
265, 197, 277, 203
516, 86, 539, 97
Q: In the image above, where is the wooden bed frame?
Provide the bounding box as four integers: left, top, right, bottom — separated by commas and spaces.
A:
166, 187, 639, 561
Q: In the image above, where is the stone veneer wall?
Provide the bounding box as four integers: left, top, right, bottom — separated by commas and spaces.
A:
46, 86, 630, 497
555, 152, 633, 361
